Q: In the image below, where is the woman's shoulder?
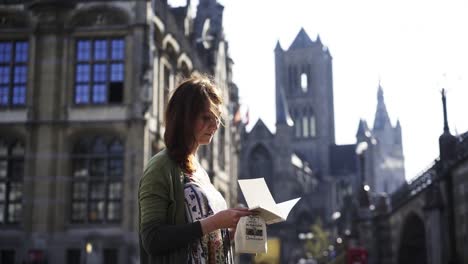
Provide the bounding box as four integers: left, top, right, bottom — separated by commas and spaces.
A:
143, 149, 178, 179
146, 148, 174, 167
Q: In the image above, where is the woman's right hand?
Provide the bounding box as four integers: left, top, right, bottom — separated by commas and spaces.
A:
200, 208, 253, 234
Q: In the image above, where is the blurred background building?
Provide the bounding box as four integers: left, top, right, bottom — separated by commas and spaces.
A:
238, 28, 406, 263
0, 0, 241, 263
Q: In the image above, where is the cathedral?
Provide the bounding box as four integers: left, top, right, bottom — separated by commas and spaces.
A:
239, 28, 406, 262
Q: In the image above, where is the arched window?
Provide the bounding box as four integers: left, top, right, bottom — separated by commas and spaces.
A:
301, 73, 308, 93
0, 138, 24, 224
292, 110, 301, 138
310, 114, 316, 137
302, 114, 309, 138
71, 137, 124, 223
248, 145, 273, 191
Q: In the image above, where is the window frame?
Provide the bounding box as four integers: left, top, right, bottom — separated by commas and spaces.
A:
0, 139, 24, 225
70, 136, 124, 224
73, 37, 126, 106
0, 40, 29, 108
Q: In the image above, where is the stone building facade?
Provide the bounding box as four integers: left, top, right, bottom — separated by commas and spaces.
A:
0, 0, 240, 263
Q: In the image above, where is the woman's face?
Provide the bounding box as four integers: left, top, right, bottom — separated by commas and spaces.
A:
194, 108, 221, 146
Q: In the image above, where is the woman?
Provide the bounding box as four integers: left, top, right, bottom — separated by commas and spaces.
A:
138, 74, 252, 264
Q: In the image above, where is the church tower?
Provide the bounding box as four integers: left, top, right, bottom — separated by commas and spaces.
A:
371, 83, 406, 193
275, 28, 335, 175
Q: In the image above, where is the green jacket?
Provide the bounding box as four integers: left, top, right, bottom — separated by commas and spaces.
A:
138, 149, 201, 263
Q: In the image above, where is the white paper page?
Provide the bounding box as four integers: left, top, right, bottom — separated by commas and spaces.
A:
277, 198, 301, 220
238, 178, 277, 212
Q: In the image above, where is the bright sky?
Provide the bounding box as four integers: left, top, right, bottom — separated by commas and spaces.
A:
170, 0, 468, 181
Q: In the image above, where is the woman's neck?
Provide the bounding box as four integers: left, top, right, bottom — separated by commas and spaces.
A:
190, 144, 199, 156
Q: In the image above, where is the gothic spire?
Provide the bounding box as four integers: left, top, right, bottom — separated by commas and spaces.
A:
356, 119, 369, 139
275, 40, 282, 52
288, 28, 314, 50
373, 83, 391, 130
439, 89, 457, 162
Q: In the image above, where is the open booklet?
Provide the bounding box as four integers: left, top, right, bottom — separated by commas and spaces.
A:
238, 178, 301, 225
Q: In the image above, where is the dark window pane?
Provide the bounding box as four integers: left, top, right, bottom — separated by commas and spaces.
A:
109, 141, 123, 154
77, 40, 91, 61
76, 64, 90, 82
0, 42, 12, 62
89, 182, 105, 199
0, 204, 4, 223
0, 183, 5, 201
110, 63, 123, 81
72, 182, 87, 200
8, 203, 21, 223
0, 141, 6, 155
12, 85, 26, 105
15, 42, 28, 62
8, 182, 22, 201
0, 161, 6, 178
1, 250, 15, 264
90, 158, 106, 177
109, 82, 123, 103
94, 40, 107, 60
12, 142, 24, 156
75, 85, 89, 104
89, 201, 105, 222
0, 66, 9, 84
71, 202, 86, 221
93, 138, 107, 154
10, 159, 24, 178
66, 249, 81, 264
103, 248, 118, 264
14, 66, 27, 84
73, 159, 88, 177
108, 182, 122, 200
111, 39, 124, 60
0, 86, 8, 105
109, 158, 123, 177
74, 139, 90, 154
107, 202, 121, 221
92, 84, 106, 103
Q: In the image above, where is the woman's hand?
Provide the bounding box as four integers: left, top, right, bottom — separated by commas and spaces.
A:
200, 208, 253, 234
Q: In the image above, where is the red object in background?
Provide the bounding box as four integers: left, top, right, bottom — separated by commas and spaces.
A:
28, 249, 45, 264
347, 247, 368, 264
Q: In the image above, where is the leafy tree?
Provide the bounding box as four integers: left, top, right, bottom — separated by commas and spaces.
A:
304, 218, 330, 262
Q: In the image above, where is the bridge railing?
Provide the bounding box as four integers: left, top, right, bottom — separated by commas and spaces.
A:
390, 158, 440, 210
457, 131, 468, 159
389, 131, 467, 212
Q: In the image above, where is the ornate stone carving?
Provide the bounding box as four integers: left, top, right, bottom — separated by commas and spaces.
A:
69, 6, 129, 28
0, 10, 29, 28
